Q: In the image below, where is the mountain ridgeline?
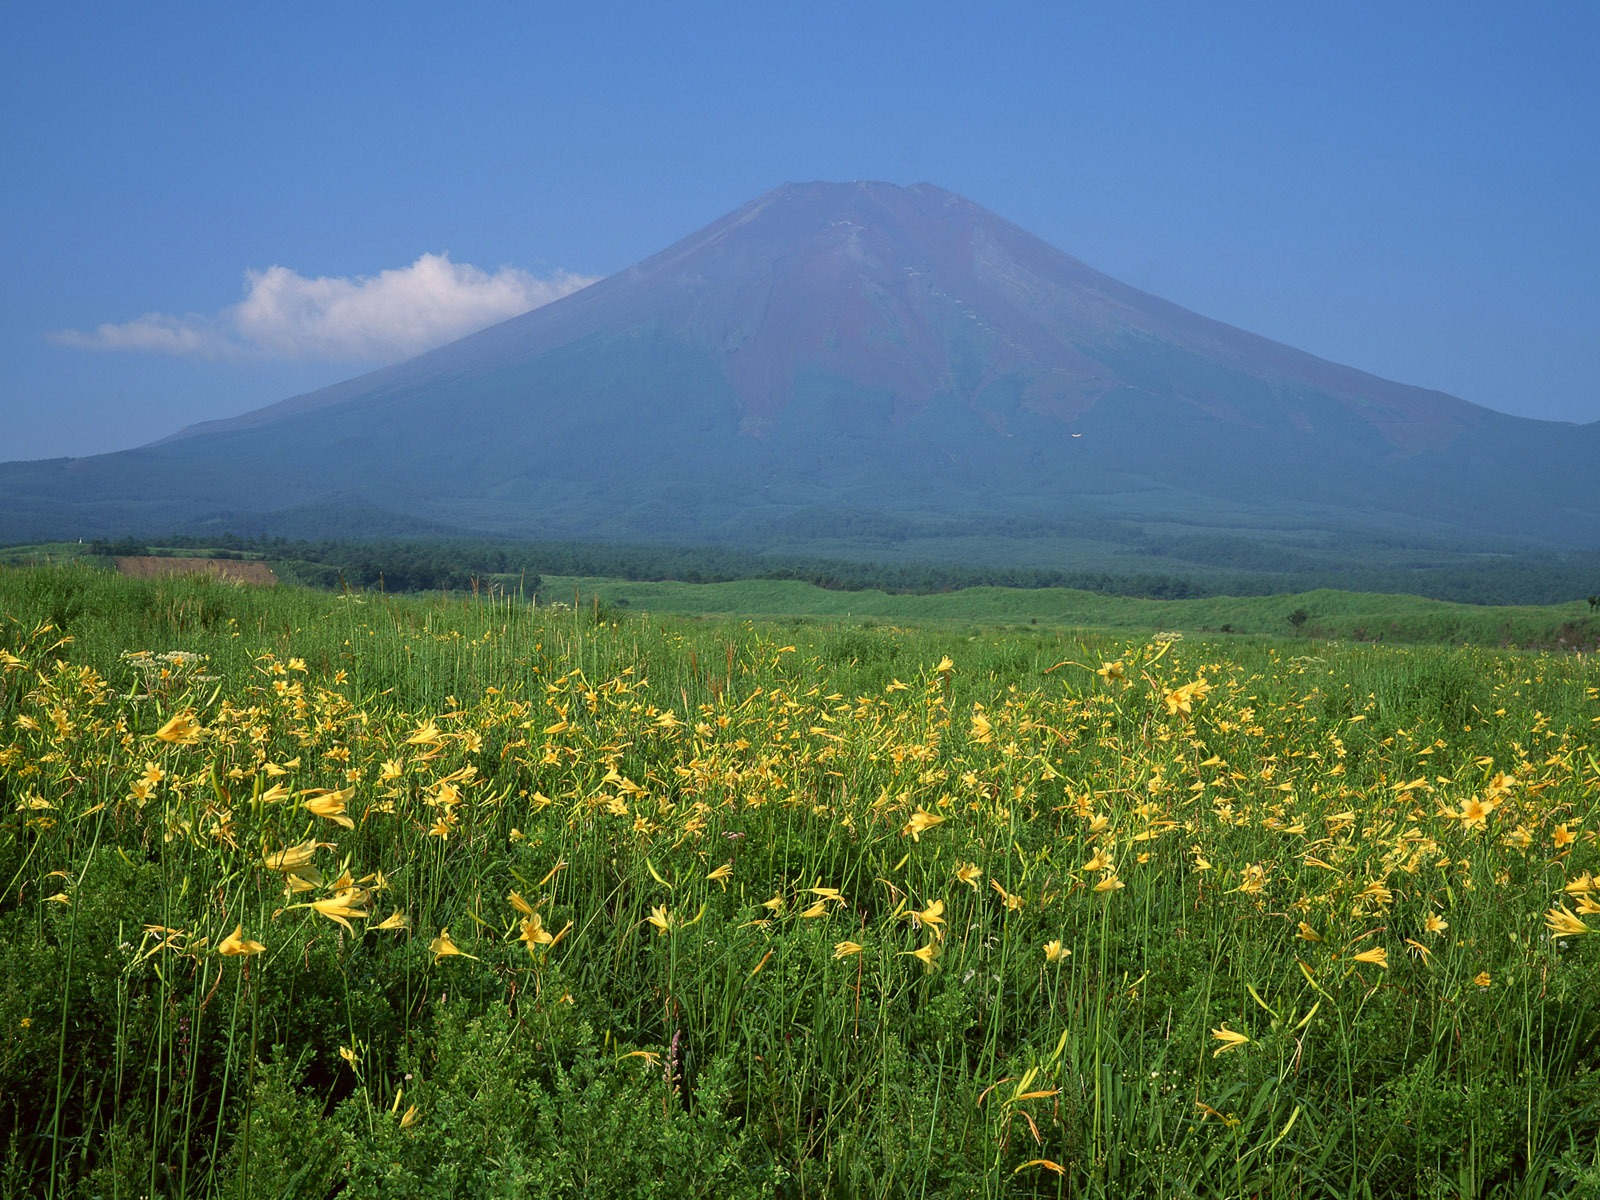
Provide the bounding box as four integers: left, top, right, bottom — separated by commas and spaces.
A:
4, 181, 1597, 587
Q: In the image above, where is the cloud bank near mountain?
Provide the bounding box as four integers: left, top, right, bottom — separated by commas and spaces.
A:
51, 254, 598, 363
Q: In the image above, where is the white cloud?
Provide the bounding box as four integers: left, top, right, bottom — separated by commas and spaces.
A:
51, 254, 598, 363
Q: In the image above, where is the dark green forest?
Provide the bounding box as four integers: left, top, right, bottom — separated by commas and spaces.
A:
61, 531, 1600, 607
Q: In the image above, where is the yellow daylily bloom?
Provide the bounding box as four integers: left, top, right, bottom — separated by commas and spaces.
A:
535, 860, 568, 887
1233, 864, 1267, 895
903, 810, 944, 841
217, 924, 265, 957
903, 940, 940, 969
1456, 796, 1494, 829
1044, 939, 1069, 962
405, 720, 443, 746
1349, 946, 1388, 968
429, 927, 476, 962
1014, 1160, 1066, 1176
706, 863, 734, 890
507, 891, 534, 916
1211, 1024, 1250, 1055
153, 712, 202, 744
833, 941, 864, 959
1163, 679, 1211, 717
646, 905, 673, 935
374, 910, 409, 931
263, 840, 321, 872
258, 781, 291, 805
912, 899, 946, 930
308, 888, 369, 932
1546, 905, 1592, 938
518, 913, 554, 948
954, 863, 983, 889
301, 788, 355, 829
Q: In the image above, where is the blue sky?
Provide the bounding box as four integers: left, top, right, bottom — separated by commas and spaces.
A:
4, 2, 1596, 460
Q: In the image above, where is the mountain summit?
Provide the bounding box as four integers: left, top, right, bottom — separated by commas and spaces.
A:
3, 181, 1596, 551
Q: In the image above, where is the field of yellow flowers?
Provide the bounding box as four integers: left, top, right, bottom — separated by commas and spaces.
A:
3, 564, 1600, 1198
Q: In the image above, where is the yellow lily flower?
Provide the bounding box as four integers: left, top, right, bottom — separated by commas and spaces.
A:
153, 712, 202, 744
429, 927, 476, 962
1546, 905, 1592, 938
405, 720, 442, 746
1014, 1160, 1066, 1176
991, 879, 1026, 909
307, 888, 369, 932
262, 840, 321, 872
217, 924, 265, 957
301, 787, 355, 829
1211, 1024, 1250, 1055
1348, 946, 1388, 968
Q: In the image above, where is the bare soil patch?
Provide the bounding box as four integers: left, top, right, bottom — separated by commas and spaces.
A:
114, 556, 278, 586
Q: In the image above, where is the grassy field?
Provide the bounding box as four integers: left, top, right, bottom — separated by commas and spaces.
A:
540, 574, 1600, 650
2, 564, 1600, 1197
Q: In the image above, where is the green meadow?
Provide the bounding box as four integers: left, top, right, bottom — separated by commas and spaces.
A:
538, 574, 1599, 649
2, 563, 1599, 1197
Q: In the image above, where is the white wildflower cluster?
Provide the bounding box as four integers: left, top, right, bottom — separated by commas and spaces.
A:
121, 650, 219, 699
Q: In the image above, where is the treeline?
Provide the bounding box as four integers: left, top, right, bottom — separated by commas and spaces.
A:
92, 536, 539, 595
128, 534, 1224, 600
86, 533, 1600, 607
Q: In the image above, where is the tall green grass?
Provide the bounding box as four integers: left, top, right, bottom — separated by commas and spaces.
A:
1, 565, 1598, 1197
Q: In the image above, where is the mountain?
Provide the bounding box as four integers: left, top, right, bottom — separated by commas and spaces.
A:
3, 181, 1597, 561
